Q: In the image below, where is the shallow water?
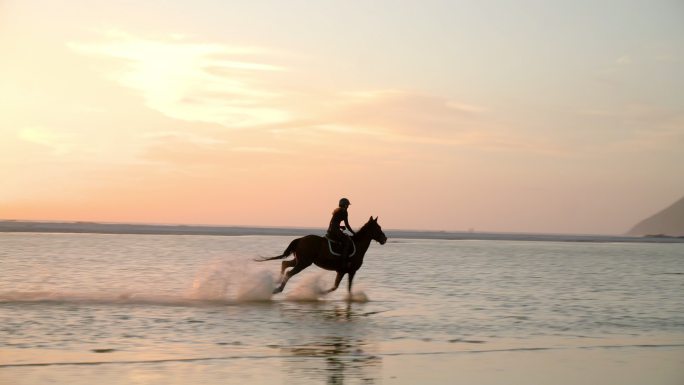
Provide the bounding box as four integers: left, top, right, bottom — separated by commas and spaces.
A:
1, 233, 683, 384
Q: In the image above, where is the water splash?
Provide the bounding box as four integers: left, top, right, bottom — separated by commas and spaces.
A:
0, 290, 219, 306
285, 273, 328, 301
347, 290, 369, 303
281, 273, 372, 302
0, 259, 370, 306
189, 260, 233, 300
236, 270, 275, 302
189, 259, 275, 302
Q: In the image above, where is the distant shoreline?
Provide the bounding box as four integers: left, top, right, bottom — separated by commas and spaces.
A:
2, 220, 683, 244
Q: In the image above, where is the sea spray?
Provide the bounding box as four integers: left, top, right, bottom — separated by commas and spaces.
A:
284, 273, 328, 301
189, 260, 233, 300
346, 290, 369, 303
281, 273, 372, 302
236, 270, 275, 301
189, 259, 275, 302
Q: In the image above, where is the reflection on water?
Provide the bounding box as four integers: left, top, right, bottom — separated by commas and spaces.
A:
1, 233, 684, 385
284, 335, 381, 385
279, 302, 381, 384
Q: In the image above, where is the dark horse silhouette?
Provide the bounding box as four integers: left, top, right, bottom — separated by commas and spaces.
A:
256, 216, 387, 294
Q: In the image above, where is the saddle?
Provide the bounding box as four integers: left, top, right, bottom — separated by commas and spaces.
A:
324, 235, 356, 257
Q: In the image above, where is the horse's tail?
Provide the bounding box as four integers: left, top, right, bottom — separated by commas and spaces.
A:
254, 238, 299, 262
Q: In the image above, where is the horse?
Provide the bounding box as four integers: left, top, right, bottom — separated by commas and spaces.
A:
256, 216, 387, 295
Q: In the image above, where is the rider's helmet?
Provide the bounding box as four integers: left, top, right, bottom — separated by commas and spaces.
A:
339, 198, 351, 208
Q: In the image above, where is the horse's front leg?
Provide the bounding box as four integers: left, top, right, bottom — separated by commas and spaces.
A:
325, 271, 345, 293
347, 270, 356, 294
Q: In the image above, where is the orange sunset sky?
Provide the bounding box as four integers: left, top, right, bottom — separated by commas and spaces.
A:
1, 1, 683, 234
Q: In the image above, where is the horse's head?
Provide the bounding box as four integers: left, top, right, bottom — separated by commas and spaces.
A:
366, 216, 387, 245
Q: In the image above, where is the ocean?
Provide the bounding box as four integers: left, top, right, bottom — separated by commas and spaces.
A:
1, 232, 683, 384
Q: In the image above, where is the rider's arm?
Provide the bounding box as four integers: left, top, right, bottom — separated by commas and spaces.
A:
343, 218, 355, 235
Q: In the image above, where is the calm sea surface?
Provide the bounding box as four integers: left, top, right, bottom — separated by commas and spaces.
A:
1, 233, 683, 384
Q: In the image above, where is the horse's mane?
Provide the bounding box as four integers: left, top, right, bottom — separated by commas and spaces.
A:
355, 218, 376, 237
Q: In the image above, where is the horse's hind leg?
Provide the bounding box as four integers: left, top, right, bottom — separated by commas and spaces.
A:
273, 262, 311, 294
279, 259, 296, 283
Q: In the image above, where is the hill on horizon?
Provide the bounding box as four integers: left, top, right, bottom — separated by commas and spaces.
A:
626, 195, 684, 236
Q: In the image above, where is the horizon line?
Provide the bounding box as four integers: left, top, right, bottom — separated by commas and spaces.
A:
0, 218, 676, 239
0, 217, 619, 237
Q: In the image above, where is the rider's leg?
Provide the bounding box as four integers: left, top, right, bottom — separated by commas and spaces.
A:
342, 237, 352, 267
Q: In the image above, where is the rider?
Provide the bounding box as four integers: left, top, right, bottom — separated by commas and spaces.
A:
327, 198, 355, 265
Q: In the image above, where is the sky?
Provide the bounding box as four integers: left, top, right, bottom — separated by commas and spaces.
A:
1, 0, 683, 234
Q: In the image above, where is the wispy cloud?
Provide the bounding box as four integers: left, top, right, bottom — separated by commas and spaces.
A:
69, 30, 291, 128
18, 127, 74, 155
312, 90, 569, 154
572, 103, 684, 159
141, 130, 227, 145
69, 29, 569, 161
327, 89, 488, 137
